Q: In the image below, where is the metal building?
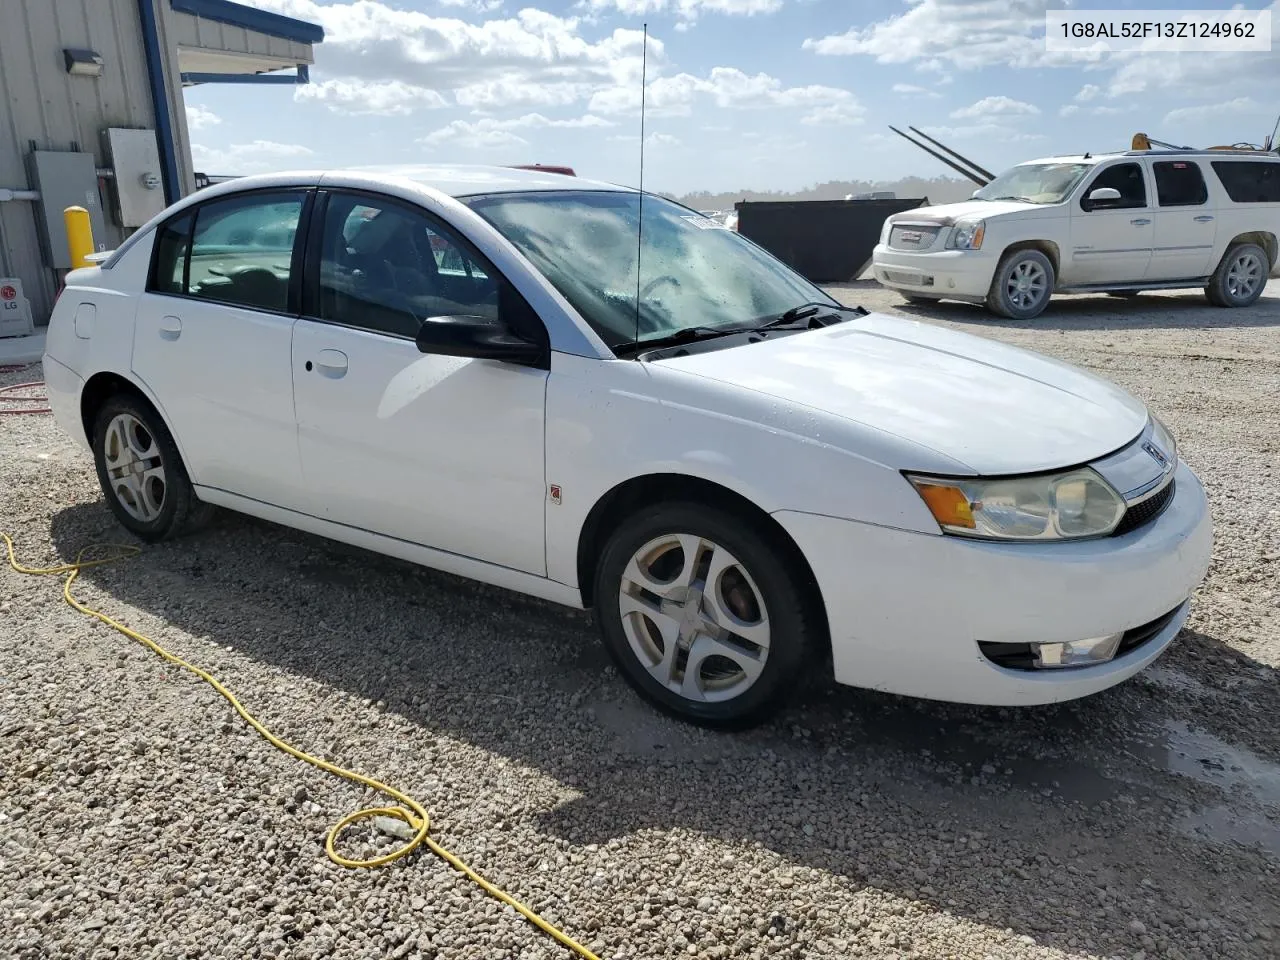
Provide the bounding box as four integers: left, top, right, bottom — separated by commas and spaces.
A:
0, 0, 323, 332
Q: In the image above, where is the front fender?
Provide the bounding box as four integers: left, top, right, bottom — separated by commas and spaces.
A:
543, 352, 951, 588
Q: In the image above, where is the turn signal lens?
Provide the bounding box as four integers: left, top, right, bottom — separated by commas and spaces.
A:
914, 483, 975, 529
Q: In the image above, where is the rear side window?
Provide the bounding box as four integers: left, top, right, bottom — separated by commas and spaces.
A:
1211, 161, 1280, 203
186, 191, 305, 313
1153, 161, 1208, 207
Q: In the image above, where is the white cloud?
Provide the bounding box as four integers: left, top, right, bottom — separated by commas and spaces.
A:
1059, 102, 1128, 118
891, 83, 941, 98
294, 78, 449, 115
950, 95, 1039, 120
185, 104, 221, 131
190, 140, 314, 174
609, 131, 681, 145
438, 0, 504, 10
590, 66, 863, 126
1074, 83, 1101, 102
250, 0, 658, 111
418, 112, 615, 149
1059, 104, 1079, 118
1164, 97, 1266, 126
926, 123, 1045, 143
579, 0, 782, 24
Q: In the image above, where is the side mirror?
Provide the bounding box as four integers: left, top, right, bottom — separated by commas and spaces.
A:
415, 314, 544, 367
1084, 186, 1122, 210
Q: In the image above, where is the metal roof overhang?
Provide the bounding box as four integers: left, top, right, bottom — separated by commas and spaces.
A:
169, 0, 324, 86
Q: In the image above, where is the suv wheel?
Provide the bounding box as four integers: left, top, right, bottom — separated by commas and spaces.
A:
987, 249, 1054, 319
91, 393, 215, 541
1206, 242, 1268, 308
594, 503, 815, 728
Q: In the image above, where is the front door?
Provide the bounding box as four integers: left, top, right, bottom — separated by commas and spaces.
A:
1146, 159, 1218, 281
290, 190, 549, 575
1066, 161, 1154, 285
131, 189, 308, 507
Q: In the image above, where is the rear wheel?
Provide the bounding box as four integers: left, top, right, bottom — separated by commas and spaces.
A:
986, 249, 1054, 319
593, 503, 815, 728
91, 393, 214, 541
1206, 242, 1268, 308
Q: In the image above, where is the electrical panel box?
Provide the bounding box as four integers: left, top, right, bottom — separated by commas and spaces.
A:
27, 151, 108, 270
104, 128, 166, 228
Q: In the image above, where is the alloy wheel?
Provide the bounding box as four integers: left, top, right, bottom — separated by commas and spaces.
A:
102, 413, 167, 522
617, 533, 770, 703
1226, 250, 1263, 303
1005, 259, 1048, 311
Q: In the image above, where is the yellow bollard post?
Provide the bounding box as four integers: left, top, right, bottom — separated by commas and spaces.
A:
64, 206, 95, 270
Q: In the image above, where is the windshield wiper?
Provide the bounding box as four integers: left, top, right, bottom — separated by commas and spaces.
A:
613, 325, 752, 356
983, 195, 1035, 203
756, 301, 866, 330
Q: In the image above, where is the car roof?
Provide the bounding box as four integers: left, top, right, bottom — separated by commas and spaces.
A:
187, 163, 635, 200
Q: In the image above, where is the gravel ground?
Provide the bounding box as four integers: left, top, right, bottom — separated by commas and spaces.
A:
2, 283, 1279, 960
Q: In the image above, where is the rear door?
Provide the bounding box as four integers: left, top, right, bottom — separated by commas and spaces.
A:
131, 188, 310, 508
1145, 159, 1218, 281
1066, 160, 1153, 285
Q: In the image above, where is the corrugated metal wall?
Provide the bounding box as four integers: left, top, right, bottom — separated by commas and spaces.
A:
0, 0, 157, 323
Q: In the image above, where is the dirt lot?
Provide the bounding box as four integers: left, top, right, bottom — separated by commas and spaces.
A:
2, 283, 1279, 960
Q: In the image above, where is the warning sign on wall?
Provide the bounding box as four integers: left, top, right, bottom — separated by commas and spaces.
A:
0, 278, 35, 339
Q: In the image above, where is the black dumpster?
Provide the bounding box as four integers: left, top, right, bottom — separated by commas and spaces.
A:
733, 197, 929, 283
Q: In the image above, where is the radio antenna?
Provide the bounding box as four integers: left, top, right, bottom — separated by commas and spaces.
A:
633, 22, 648, 352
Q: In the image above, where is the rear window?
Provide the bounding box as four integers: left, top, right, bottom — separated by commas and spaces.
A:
1153, 161, 1207, 207
1211, 160, 1280, 203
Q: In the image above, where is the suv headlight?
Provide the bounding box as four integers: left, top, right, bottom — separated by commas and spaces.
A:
947, 219, 985, 250
907, 467, 1126, 540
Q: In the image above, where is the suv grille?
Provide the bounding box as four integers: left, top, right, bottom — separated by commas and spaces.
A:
1112, 479, 1175, 537
889, 224, 942, 251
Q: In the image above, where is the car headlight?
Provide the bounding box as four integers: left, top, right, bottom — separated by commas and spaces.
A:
947, 219, 985, 250
907, 467, 1126, 540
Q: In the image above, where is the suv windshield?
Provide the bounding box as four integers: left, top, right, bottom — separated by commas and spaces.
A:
463, 190, 836, 349
973, 162, 1092, 204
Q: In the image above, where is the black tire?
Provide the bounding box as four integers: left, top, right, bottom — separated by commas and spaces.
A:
593, 502, 816, 728
986, 248, 1055, 319
1205, 242, 1268, 308
901, 294, 940, 305
90, 392, 215, 542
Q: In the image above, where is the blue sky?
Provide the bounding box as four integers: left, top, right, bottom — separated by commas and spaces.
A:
183, 0, 1280, 195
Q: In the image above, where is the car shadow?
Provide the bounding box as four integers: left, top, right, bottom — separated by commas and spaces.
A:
46, 501, 1280, 957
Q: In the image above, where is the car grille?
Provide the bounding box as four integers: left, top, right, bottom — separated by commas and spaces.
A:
978, 605, 1182, 671
889, 224, 942, 251
1112, 479, 1175, 537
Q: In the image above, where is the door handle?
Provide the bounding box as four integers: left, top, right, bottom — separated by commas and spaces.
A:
1130, 218, 1151, 226
159, 316, 182, 340
1194, 215, 1214, 222
314, 349, 348, 379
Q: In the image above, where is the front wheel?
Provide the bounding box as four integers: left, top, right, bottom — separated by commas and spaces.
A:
593, 503, 816, 728
986, 248, 1055, 319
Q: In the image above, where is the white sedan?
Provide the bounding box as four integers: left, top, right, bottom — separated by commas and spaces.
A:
43, 165, 1212, 726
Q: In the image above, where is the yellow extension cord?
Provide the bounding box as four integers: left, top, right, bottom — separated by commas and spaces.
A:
2, 533, 602, 960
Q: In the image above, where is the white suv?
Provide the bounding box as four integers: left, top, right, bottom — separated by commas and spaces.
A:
872, 151, 1280, 319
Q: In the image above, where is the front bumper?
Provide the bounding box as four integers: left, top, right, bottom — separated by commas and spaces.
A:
871, 245, 998, 302
774, 460, 1212, 706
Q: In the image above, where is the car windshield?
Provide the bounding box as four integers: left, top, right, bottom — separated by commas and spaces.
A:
972, 162, 1092, 204
463, 190, 835, 349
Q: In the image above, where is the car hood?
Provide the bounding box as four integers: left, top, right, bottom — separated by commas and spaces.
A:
888, 199, 1034, 224
651, 313, 1149, 475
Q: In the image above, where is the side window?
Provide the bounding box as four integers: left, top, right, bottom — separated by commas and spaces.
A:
186, 191, 305, 313
148, 213, 193, 294
1211, 161, 1280, 203
1153, 161, 1208, 207
1081, 162, 1147, 210
315, 193, 504, 338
